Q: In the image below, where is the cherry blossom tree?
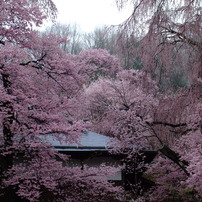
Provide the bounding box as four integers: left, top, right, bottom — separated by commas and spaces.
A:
108, 0, 202, 200
1, 0, 201, 201
74, 49, 122, 83
78, 70, 157, 136
76, 69, 160, 197
0, 1, 123, 201
115, 0, 202, 87
142, 86, 201, 201
79, 65, 202, 199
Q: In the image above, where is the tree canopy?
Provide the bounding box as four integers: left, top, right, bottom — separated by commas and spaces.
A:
0, 0, 202, 201
0, 1, 123, 201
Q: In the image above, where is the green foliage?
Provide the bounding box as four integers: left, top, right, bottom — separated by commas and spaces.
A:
169, 70, 189, 91
142, 173, 156, 182
132, 57, 143, 70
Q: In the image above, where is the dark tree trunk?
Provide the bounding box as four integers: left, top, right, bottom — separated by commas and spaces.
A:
159, 145, 189, 176
0, 72, 18, 202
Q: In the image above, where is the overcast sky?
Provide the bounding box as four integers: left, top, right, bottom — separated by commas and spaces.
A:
43, 0, 132, 32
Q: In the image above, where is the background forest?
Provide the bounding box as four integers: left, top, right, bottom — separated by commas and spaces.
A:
0, 0, 201, 201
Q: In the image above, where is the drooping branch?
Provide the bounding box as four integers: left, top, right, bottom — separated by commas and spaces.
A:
148, 121, 187, 128
159, 145, 189, 176
45, 71, 69, 93
162, 26, 202, 49
146, 120, 190, 176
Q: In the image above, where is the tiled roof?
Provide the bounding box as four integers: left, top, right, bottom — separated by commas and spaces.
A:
42, 131, 111, 151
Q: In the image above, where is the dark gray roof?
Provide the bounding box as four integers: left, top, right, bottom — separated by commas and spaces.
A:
42, 131, 111, 151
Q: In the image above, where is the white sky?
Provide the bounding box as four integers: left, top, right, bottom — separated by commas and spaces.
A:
43, 0, 133, 32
